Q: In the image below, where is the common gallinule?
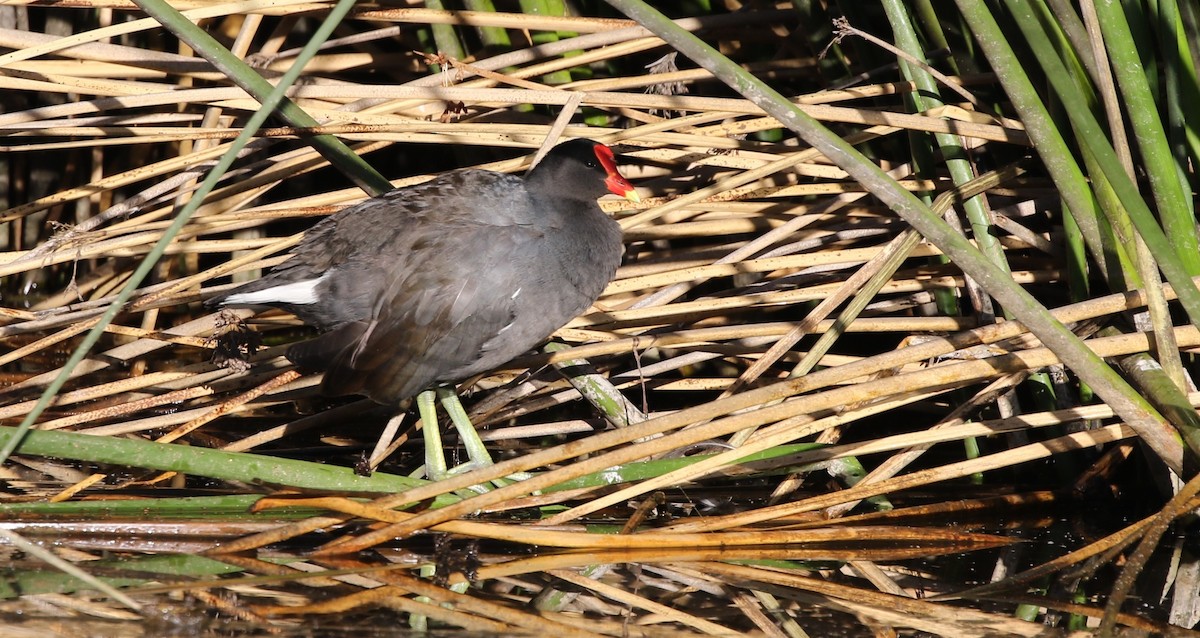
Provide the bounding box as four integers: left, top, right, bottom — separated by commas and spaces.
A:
208, 139, 640, 478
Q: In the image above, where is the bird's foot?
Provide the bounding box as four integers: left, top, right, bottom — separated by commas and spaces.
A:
424, 461, 532, 494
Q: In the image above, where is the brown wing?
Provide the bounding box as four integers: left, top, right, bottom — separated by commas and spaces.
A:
213, 169, 531, 330
287, 221, 545, 406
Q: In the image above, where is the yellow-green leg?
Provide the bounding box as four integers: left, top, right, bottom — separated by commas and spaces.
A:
418, 386, 495, 481
416, 389, 448, 480
437, 386, 494, 471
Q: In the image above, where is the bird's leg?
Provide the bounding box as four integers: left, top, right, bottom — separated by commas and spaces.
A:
436, 387, 533, 487
427, 387, 531, 488
417, 389, 449, 480
436, 386, 494, 471
421, 386, 492, 483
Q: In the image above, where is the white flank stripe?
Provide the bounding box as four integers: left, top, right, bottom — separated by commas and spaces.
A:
224, 273, 328, 305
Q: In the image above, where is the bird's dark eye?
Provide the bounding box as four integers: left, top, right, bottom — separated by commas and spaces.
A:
586, 160, 598, 168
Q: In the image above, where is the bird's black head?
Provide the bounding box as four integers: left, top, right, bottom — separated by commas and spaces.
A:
525, 139, 640, 203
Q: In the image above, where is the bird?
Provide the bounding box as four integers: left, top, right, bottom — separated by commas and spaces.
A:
207, 138, 640, 480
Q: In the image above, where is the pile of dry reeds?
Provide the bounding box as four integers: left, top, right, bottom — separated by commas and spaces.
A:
1, 1, 1198, 636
